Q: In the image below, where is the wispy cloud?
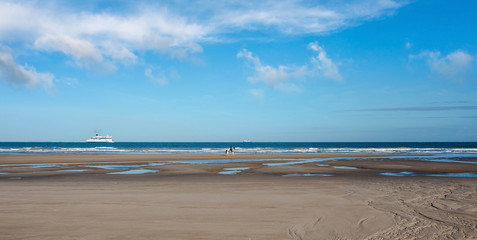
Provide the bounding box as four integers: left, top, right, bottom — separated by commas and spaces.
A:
144, 66, 180, 86
423, 116, 477, 119
237, 42, 341, 92
429, 100, 470, 105
0, 48, 54, 90
101, 42, 138, 66
309, 42, 342, 81
248, 88, 265, 99
34, 35, 106, 69
410, 50, 476, 81
145, 68, 168, 86
237, 49, 307, 92
208, 0, 406, 35
63, 77, 79, 87
34, 35, 137, 71
355, 106, 477, 112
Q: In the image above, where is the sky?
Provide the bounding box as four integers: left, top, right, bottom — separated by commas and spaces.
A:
0, 0, 476, 142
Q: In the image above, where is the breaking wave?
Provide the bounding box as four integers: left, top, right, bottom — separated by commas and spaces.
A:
0, 145, 476, 155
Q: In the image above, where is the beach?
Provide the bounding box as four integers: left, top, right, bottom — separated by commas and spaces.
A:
1, 154, 477, 239
2, 0, 476, 239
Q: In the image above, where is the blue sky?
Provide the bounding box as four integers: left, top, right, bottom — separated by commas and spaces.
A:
0, 0, 476, 142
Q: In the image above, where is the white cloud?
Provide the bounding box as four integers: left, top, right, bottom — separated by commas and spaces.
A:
237, 49, 308, 92
102, 43, 137, 65
0, 0, 407, 53
208, 0, 406, 35
309, 42, 342, 81
238, 42, 342, 92
168, 68, 181, 81
34, 35, 133, 72
0, 0, 405, 89
63, 77, 79, 87
248, 89, 265, 99
0, 1, 206, 54
0, 1, 206, 75
34, 35, 103, 66
0, 49, 54, 90
411, 50, 476, 81
145, 68, 167, 86
144, 67, 180, 86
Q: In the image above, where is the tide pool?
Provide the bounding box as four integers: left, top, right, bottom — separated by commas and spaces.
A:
108, 169, 159, 175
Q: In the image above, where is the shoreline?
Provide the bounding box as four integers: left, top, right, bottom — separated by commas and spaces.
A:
0, 153, 403, 164
2, 153, 477, 177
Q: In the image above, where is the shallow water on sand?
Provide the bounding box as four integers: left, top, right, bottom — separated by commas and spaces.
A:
333, 166, 358, 170
2, 155, 477, 177
379, 171, 477, 177
86, 165, 146, 170
283, 173, 333, 177
58, 169, 88, 172
219, 167, 251, 175
108, 169, 159, 175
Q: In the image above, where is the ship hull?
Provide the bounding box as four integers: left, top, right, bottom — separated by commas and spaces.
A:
85, 139, 114, 143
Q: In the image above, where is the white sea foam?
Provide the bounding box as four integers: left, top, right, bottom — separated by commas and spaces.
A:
1, 146, 477, 154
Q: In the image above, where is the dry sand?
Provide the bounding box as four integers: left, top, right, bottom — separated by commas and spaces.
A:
1, 154, 477, 239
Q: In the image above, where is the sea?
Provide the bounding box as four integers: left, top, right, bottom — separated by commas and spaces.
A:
1, 142, 476, 156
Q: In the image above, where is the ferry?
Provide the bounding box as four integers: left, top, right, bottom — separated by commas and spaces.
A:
86, 134, 114, 143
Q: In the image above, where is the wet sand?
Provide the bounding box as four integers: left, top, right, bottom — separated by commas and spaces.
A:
0, 153, 393, 164
1, 154, 477, 239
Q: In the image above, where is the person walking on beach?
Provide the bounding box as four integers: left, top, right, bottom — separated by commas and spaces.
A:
226, 146, 235, 155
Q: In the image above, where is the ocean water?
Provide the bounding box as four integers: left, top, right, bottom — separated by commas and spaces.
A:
0, 142, 476, 155
1, 143, 477, 177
